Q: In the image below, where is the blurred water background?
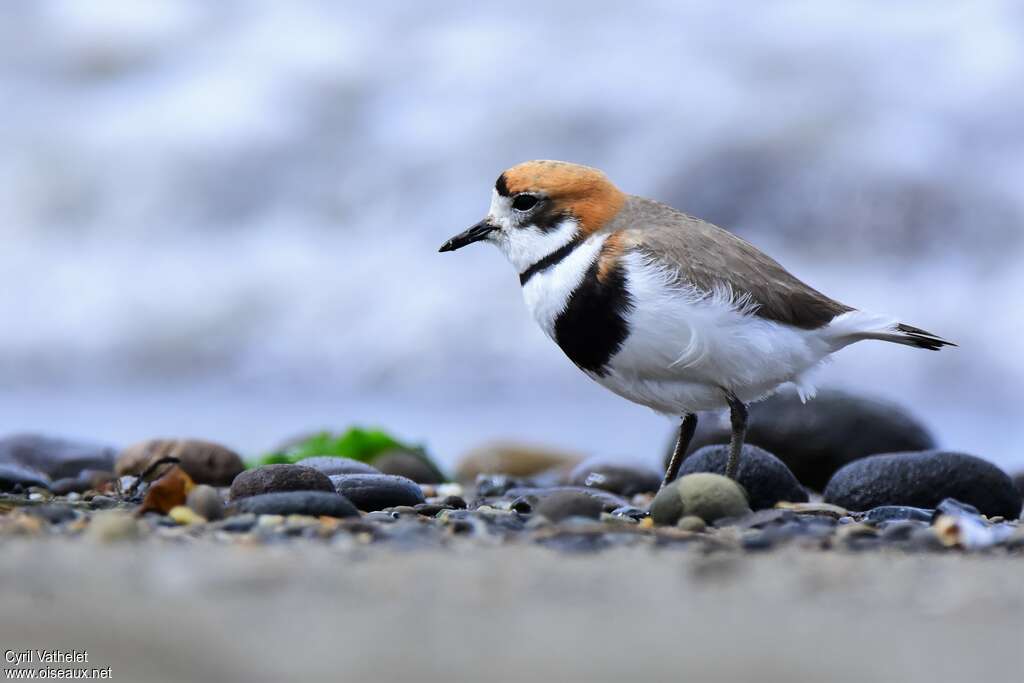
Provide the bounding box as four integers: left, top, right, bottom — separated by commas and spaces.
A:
1, 1, 1021, 471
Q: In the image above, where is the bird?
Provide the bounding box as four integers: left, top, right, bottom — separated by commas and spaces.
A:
439, 160, 954, 490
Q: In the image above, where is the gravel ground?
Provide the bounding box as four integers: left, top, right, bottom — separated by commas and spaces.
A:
1, 541, 1021, 683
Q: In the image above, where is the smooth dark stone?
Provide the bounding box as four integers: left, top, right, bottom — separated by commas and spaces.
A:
863, 506, 934, 524
475, 474, 526, 497
216, 514, 257, 533
568, 459, 661, 496
823, 450, 1022, 520
533, 490, 605, 521
295, 456, 380, 476
504, 486, 629, 512
0, 434, 116, 481
1012, 471, 1024, 499
674, 390, 935, 491
25, 504, 77, 524
727, 508, 797, 529
676, 444, 807, 511
610, 506, 649, 521
372, 451, 445, 484
413, 503, 447, 517
186, 485, 226, 521
879, 520, 927, 541
88, 495, 118, 509
231, 491, 358, 518
229, 464, 335, 500
330, 474, 425, 512
0, 463, 50, 491
441, 495, 467, 509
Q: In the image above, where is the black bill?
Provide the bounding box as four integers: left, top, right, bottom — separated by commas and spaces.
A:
438, 220, 497, 252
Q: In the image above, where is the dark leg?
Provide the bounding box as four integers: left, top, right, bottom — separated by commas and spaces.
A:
660, 413, 697, 490
724, 393, 748, 480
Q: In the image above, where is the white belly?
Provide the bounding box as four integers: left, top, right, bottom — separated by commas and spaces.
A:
593, 252, 834, 414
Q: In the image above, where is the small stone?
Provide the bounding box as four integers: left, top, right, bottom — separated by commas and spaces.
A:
533, 490, 605, 522
372, 450, 446, 484
568, 458, 661, 496
117, 439, 245, 487
441, 495, 467, 509
879, 520, 925, 542
330, 474, 425, 511
24, 504, 77, 524
504, 486, 629, 512
774, 501, 848, 518
88, 495, 119, 510
676, 444, 807, 510
232, 491, 359, 518
169, 505, 205, 525
215, 514, 257, 533
229, 464, 334, 500
454, 442, 581, 483
0, 434, 116, 480
677, 515, 706, 532
87, 510, 141, 542
836, 523, 878, 540
257, 514, 285, 528
0, 463, 50, 491
823, 450, 1022, 519
650, 473, 751, 525
295, 456, 380, 476
186, 485, 225, 521
864, 506, 934, 524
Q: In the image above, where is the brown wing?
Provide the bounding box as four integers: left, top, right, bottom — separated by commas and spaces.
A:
608, 196, 852, 329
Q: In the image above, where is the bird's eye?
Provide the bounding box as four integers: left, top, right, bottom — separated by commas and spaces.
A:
512, 194, 539, 212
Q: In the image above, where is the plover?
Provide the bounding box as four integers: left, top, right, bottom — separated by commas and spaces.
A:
440, 160, 954, 489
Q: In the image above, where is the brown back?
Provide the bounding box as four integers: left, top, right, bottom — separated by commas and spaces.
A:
607, 196, 852, 329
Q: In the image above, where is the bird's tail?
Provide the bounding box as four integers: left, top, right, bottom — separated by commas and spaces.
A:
824, 311, 956, 351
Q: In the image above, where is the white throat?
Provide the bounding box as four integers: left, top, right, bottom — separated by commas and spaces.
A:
494, 218, 581, 273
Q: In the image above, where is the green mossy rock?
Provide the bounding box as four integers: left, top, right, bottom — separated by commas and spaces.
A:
650, 473, 750, 525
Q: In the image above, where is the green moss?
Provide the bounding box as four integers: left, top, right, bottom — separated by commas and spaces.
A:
252, 427, 445, 480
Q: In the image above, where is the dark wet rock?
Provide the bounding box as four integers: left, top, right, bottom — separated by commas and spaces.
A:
231, 491, 359, 518
186, 484, 225, 521
0, 463, 50, 491
441, 495, 467, 509
1012, 471, 1024, 499
295, 456, 380, 477
229, 464, 334, 500
215, 514, 257, 533
567, 459, 661, 496
727, 508, 797, 529
413, 503, 447, 517
879, 520, 927, 542
25, 504, 77, 524
533, 490, 605, 522
330, 474, 425, 512
676, 444, 807, 511
88, 495, 119, 510
610, 506, 649, 521
0, 434, 116, 481
455, 442, 580, 483
676, 389, 935, 491
863, 506, 934, 524
651, 473, 751, 525
372, 450, 445, 484
504, 486, 629, 513
117, 439, 244, 487
823, 450, 1022, 520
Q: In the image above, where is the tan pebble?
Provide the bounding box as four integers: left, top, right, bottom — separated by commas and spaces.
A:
677, 515, 706, 532
639, 517, 654, 529
933, 514, 962, 547
168, 505, 206, 526
87, 511, 141, 542
257, 514, 284, 528
836, 523, 877, 540
775, 501, 848, 518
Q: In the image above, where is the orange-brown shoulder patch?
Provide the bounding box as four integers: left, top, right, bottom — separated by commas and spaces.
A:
597, 232, 629, 284
501, 160, 626, 233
